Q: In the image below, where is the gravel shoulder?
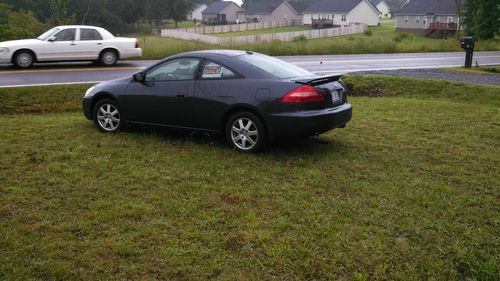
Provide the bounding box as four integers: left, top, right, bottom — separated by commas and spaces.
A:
354, 68, 500, 86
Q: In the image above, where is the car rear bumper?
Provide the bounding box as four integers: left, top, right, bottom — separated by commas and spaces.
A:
120, 48, 142, 59
268, 103, 352, 138
82, 98, 93, 120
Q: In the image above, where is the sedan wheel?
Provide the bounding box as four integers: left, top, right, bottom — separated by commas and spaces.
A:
14, 52, 34, 68
100, 50, 118, 66
226, 112, 266, 153
93, 99, 122, 132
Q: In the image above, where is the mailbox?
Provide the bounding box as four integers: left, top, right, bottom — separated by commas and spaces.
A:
460, 37, 475, 50
460, 36, 475, 68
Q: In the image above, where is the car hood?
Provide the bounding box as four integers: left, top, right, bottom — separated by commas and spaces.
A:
0, 39, 42, 48
96, 76, 132, 88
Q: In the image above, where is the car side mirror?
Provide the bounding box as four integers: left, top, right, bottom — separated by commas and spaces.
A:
133, 72, 145, 82
48, 36, 56, 42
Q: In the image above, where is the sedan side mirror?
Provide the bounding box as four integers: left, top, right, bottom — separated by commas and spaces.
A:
133, 72, 145, 82
48, 36, 56, 42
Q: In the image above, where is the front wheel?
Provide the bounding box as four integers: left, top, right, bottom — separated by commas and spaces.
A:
14, 51, 34, 68
92, 99, 122, 132
226, 111, 267, 153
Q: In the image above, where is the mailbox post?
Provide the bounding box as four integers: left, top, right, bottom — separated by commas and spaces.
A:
460, 37, 475, 68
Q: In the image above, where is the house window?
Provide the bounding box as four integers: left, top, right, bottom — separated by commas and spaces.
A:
416, 16, 420, 23
404, 16, 409, 23
341, 14, 347, 22
447, 16, 454, 23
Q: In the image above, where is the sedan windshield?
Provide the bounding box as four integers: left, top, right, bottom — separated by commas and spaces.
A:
37, 28, 60, 40
237, 53, 314, 79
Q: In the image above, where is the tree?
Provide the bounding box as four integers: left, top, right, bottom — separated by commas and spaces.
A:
461, 0, 499, 40
474, 0, 499, 39
167, 0, 194, 28
0, 9, 46, 41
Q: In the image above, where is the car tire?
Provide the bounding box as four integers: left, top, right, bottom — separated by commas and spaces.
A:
226, 111, 267, 153
99, 50, 118, 66
13, 51, 34, 69
92, 99, 123, 133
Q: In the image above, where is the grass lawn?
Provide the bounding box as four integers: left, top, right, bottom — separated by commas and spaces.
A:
441, 65, 500, 76
0, 77, 499, 280
211, 26, 313, 37
137, 20, 500, 59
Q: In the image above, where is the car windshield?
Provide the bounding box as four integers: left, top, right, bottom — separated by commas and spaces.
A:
37, 27, 60, 40
237, 53, 314, 79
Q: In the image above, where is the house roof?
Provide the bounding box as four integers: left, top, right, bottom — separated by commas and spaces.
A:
289, 1, 308, 13
397, 0, 458, 15
303, 0, 364, 13
245, 1, 283, 14
202, 1, 240, 14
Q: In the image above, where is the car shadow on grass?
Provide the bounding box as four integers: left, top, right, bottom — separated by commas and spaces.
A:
123, 124, 346, 156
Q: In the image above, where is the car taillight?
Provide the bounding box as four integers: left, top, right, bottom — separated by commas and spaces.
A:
280, 85, 324, 103
135, 40, 139, 48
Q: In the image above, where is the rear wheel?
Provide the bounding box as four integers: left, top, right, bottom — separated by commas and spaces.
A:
226, 111, 267, 153
93, 99, 122, 132
99, 50, 118, 66
14, 51, 34, 68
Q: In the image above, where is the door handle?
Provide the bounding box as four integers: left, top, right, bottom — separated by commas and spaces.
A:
70, 43, 76, 46
176, 94, 185, 98
97, 43, 102, 45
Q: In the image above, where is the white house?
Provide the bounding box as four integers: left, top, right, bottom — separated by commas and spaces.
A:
395, 0, 460, 38
244, 1, 305, 24
187, 4, 208, 21
202, 1, 245, 25
370, 0, 391, 18
303, 0, 380, 27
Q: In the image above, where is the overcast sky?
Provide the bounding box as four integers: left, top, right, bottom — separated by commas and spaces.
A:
225, 0, 243, 6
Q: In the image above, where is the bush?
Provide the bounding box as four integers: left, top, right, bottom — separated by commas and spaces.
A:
292, 35, 308, 43
393, 32, 415, 42
363, 29, 373, 37
0, 9, 46, 41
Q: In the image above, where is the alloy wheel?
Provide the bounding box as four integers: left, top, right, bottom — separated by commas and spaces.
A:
230, 117, 259, 150
97, 104, 120, 131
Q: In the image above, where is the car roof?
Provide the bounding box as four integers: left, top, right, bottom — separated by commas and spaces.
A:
55, 25, 103, 29
179, 50, 251, 58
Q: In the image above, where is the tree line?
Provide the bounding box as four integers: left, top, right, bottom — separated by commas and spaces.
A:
0, 0, 498, 41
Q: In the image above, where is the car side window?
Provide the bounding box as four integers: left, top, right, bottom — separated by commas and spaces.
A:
53, 29, 76, 41
146, 59, 201, 82
201, 62, 236, 79
80, 29, 103, 41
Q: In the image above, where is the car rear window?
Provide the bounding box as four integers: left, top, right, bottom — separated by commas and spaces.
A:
80, 29, 103, 41
237, 53, 314, 79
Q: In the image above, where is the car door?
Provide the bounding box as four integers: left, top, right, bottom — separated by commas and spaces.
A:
124, 58, 201, 127
42, 28, 78, 60
75, 28, 104, 60
193, 60, 242, 131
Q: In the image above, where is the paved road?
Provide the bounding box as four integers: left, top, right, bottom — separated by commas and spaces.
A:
0, 51, 499, 88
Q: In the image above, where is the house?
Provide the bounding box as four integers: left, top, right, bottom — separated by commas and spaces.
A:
395, 0, 459, 38
244, 1, 303, 24
202, 1, 245, 25
370, 0, 391, 18
187, 4, 208, 21
302, 0, 380, 27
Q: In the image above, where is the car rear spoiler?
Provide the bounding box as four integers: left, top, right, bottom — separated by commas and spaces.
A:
293, 74, 343, 86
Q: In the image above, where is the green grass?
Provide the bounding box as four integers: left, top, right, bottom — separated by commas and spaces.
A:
211, 26, 313, 37
441, 65, 500, 76
1, 77, 499, 280
137, 20, 500, 59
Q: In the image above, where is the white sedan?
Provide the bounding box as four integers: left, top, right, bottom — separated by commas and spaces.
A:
0, 25, 142, 68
